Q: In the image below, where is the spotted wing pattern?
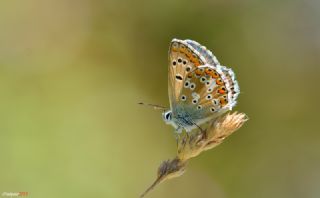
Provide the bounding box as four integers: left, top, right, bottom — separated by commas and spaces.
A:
168, 39, 206, 109
168, 38, 240, 120
177, 65, 232, 119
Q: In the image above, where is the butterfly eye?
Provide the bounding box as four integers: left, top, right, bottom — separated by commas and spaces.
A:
181, 95, 187, 101
165, 112, 172, 120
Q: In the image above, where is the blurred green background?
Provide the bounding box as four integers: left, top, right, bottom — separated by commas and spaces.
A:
1, 0, 320, 197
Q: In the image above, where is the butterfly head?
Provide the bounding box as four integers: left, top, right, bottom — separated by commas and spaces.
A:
162, 110, 183, 132
162, 110, 173, 123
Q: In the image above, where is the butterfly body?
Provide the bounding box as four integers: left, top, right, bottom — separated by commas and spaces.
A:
163, 39, 240, 133
163, 105, 205, 133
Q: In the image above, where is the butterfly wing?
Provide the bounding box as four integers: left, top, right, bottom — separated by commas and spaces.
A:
220, 66, 240, 107
176, 64, 239, 122
168, 39, 206, 110
167, 38, 240, 129
185, 39, 220, 67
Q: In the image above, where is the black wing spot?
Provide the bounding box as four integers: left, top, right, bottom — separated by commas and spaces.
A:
175, 75, 183, 81
200, 77, 206, 83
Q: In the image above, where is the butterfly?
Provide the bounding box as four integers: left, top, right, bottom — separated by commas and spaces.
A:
160, 39, 240, 133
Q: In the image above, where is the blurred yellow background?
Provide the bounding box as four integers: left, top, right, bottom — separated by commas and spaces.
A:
1, 0, 320, 197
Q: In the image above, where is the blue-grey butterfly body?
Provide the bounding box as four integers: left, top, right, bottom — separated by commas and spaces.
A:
163, 39, 240, 133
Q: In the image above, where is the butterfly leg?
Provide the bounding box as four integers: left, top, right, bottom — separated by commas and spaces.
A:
175, 126, 183, 134
189, 120, 205, 134
201, 128, 207, 140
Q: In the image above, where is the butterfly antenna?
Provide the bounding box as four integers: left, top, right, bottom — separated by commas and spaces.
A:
138, 102, 167, 111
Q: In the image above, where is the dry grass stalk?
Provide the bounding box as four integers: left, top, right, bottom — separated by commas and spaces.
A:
140, 112, 248, 197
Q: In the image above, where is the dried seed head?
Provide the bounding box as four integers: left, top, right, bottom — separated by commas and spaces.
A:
203, 112, 248, 151
140, 158, 186, 198
177, 112, 248, 160
141, 112, 248, 197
